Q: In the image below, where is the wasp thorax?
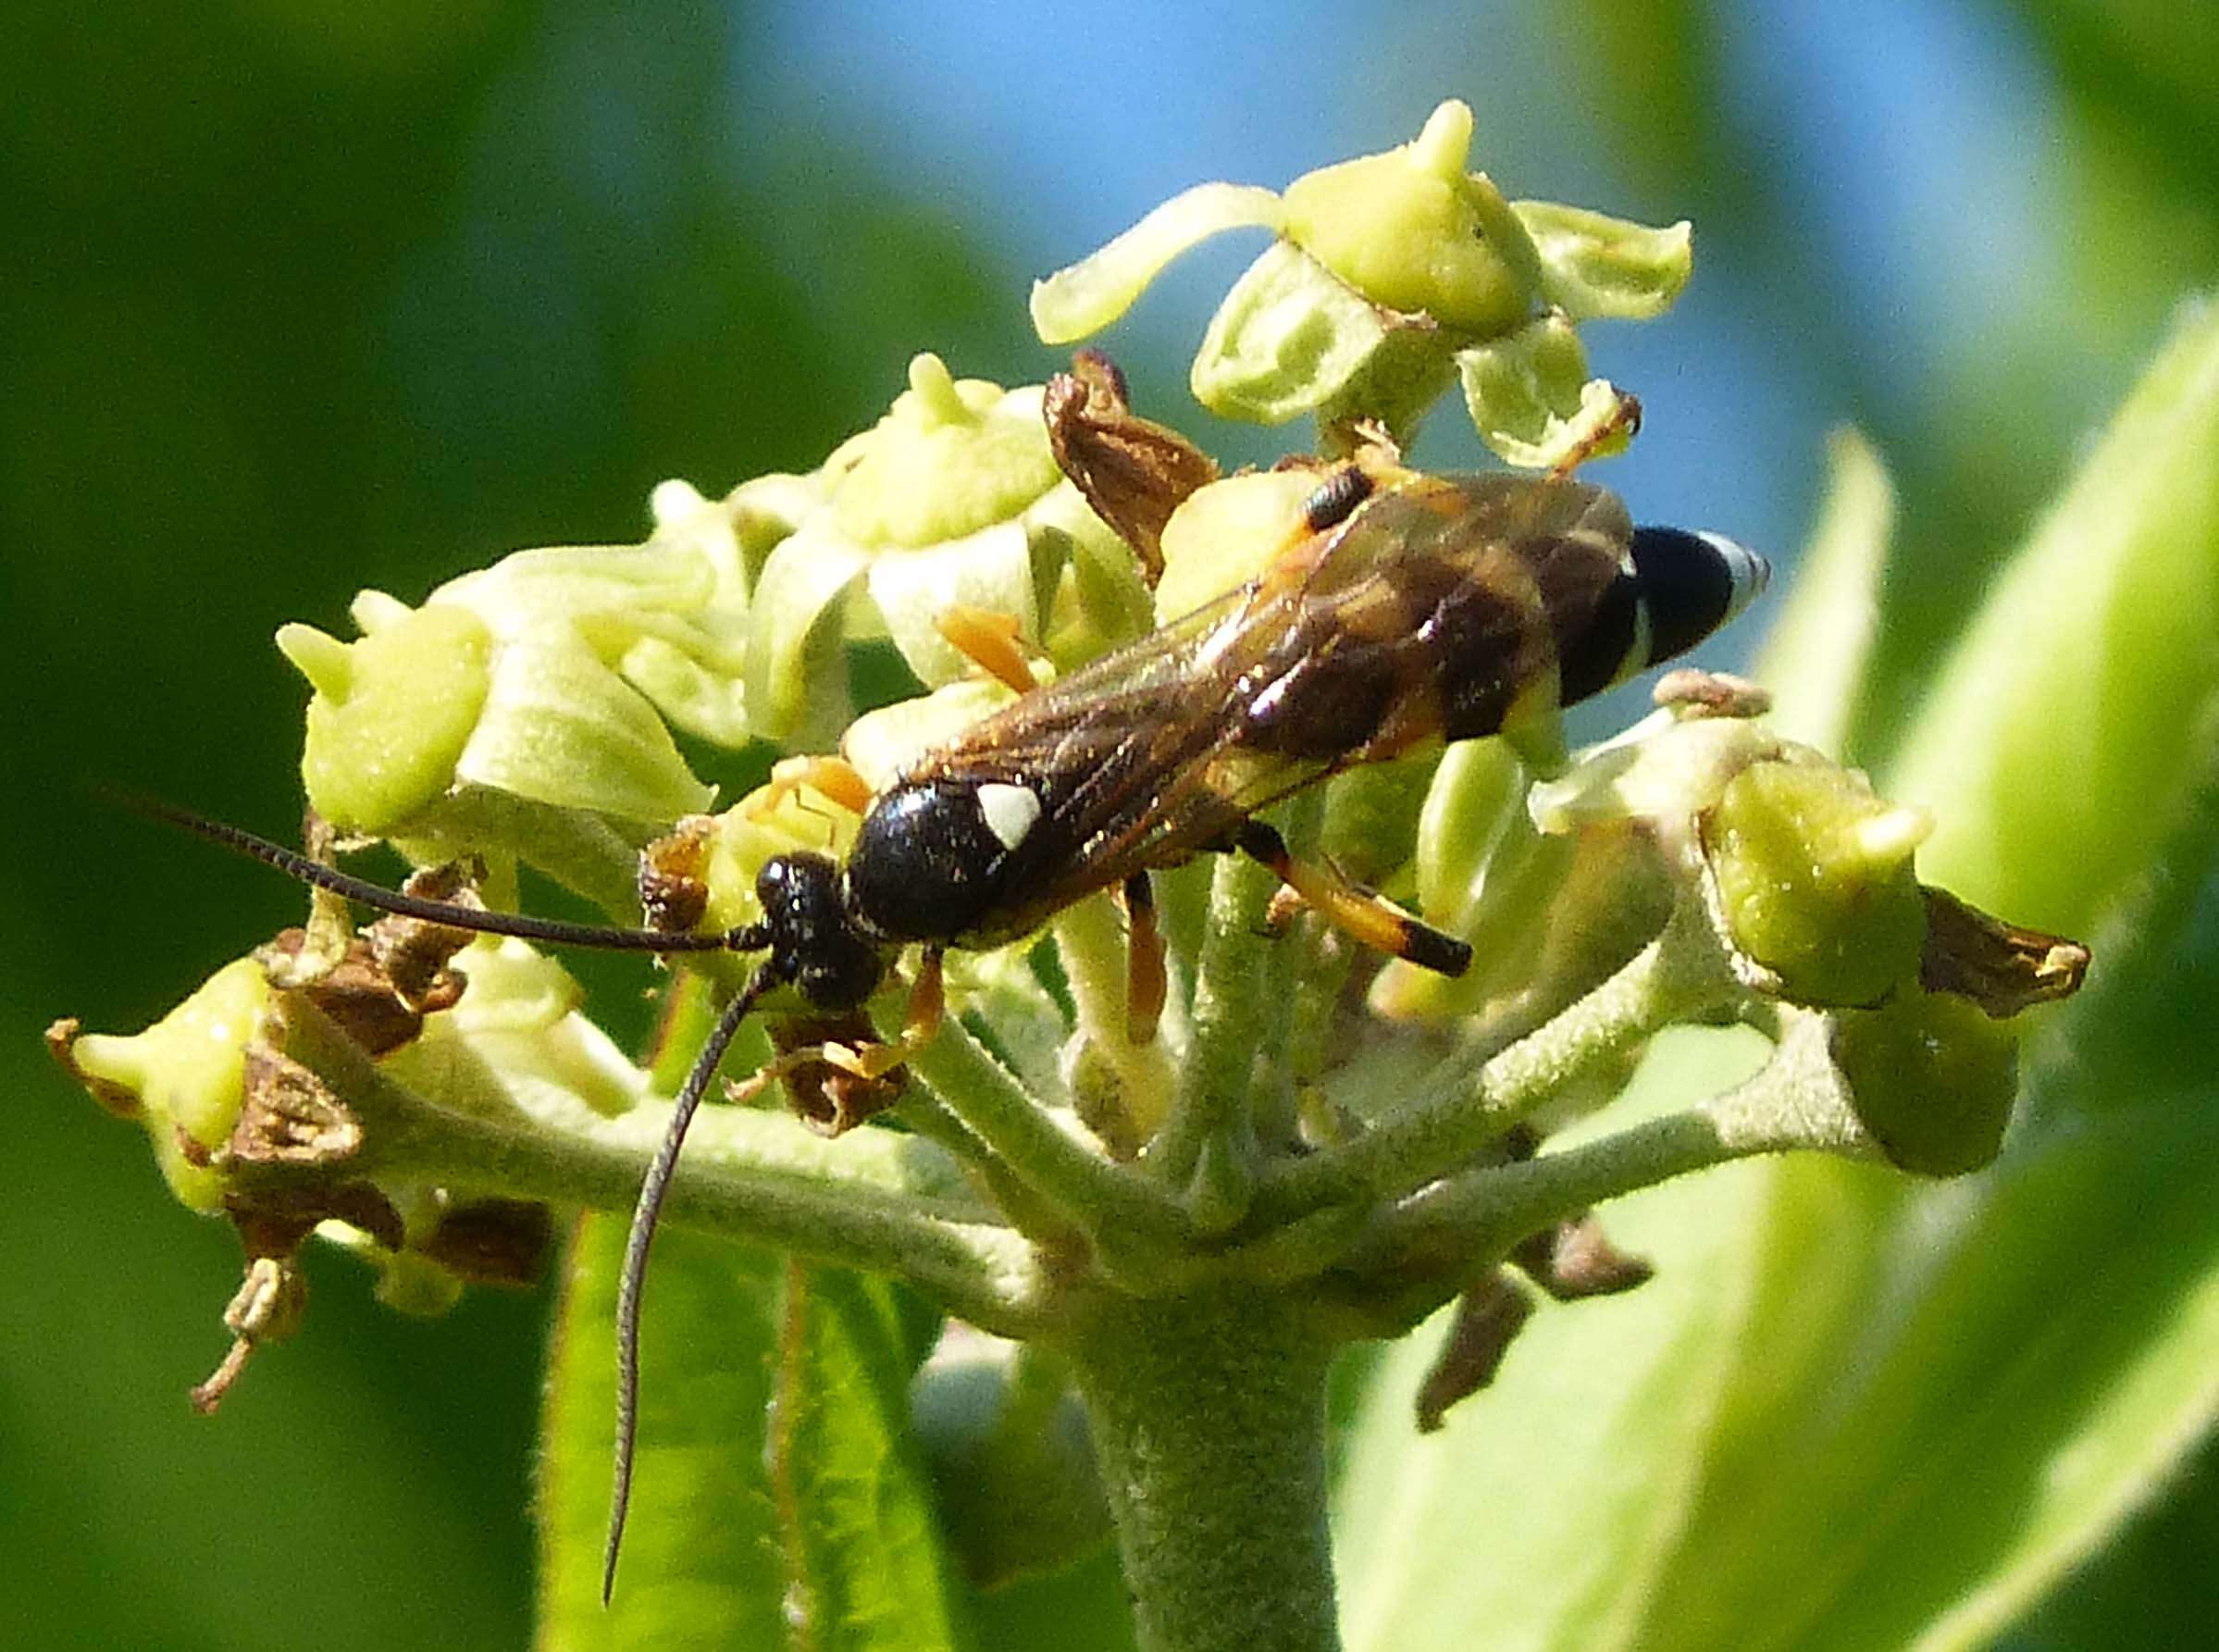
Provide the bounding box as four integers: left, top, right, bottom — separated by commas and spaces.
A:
845, 779, 1036, 945
755, 852, 882, 1010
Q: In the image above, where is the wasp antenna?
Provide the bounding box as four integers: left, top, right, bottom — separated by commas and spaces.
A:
603, 961, 787, 1605
119, 792, 745, 956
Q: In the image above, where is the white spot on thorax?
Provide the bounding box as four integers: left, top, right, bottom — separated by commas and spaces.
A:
976, 782, 1042, 851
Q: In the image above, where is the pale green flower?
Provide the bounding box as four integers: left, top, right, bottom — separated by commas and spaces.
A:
1032, 99, 1691, 463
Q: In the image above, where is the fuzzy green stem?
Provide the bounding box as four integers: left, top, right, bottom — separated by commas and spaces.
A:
1251, 904, 1738, 1224
907, 1016, 1193, 1249
1346, 1011, 1877, 1276
1151, 847, 1285, 1189
1064, 1285, 1342, 1652
269, 994, 1048, 1334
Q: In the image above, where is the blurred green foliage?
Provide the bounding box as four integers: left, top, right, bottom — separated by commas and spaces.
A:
6, 2, 2215, 1647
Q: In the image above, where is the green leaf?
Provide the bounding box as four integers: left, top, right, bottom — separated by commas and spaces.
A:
1754, 427, 1895, 759
537, 1215, 790, 1651
536, 1230, 963, 1652
777, 1267, 966, 1652
1332, 1028, 1778, 1652
1886, 299, 2219, 936
1618, 1105, 2219, 1652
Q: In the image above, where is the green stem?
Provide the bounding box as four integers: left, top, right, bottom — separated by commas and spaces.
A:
269, 993, 1048, 1335
1053, 892, 1178, 1137
1064, 1285, 1343, 1652
1251, 903, 1738, 1224
1151, 847, 1285, 1189
1345, 1011, 1877, 1277
908, 1017, 1192, 1249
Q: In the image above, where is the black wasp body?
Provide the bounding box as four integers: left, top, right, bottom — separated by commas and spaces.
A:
154, 454, 1766, 1599
779, 461, 1765, 975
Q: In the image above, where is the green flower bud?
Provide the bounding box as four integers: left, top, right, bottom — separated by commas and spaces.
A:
378, 937, 646, 1124
1528, 712, 1787, 836
1030, 478, 1159, 667
445, 623, 714, 825
1377, 739, 1668, 1033
282, 604, 491, 835
1831, 992, 2019, 1175
1030, 100, 1691, 459
62, 959, 273, 1211
745, 355, 1143, 740
283, 482, 782, 845
842, 677, 1023, 794
428, 483, 762, 752
1705, 762, 1933, 1007
1281, 100, 1531, 335
832, 354, 1064, 548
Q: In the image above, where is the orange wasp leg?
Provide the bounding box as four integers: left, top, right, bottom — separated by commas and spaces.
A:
722, 948, 948, 1104
934, 603, 1041, 696
1119, 872, 1168, 1046
748, 753, 874, 822
1233, 821, 1472, 977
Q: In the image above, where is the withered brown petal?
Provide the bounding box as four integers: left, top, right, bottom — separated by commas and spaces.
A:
232, 1047, 365, 1165
420, 1198, 556, 1287
265, 930, 440, 1056
760, 1011, 909, 1136
1414, 1270, 1535, 1433
638, 814, 716, 936
366, 862, 482, 1012
1045, 348, 1220, 582
1511, 1211, 1655, 1300
1919, 885, 2091, 1018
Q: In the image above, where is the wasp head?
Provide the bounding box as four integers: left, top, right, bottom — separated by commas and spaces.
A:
754, 851, 883, 1011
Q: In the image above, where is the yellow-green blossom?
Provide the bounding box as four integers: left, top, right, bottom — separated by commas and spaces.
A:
1031, 99, 1691, 463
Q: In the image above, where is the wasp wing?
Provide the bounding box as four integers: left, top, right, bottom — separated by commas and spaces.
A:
906, 474, 1633, 920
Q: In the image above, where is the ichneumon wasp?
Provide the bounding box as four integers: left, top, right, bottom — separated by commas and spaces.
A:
148, 441, 1767, 1595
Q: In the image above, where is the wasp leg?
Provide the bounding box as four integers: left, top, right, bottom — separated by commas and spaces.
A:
748, 754, 874, 822
1119, 872, 1168, 1046
1232, 821, 1472, 977
934, 603, 1041, 696
723, 949, 948, 1114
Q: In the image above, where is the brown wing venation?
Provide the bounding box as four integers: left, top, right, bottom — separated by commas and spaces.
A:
899, 474, 1630, 919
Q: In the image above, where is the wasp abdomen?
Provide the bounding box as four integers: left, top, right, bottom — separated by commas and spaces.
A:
1627, 527, 1768, 665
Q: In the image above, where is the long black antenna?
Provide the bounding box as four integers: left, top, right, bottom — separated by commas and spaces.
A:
601, 963, 787, 1605
129, 797, 748, 955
